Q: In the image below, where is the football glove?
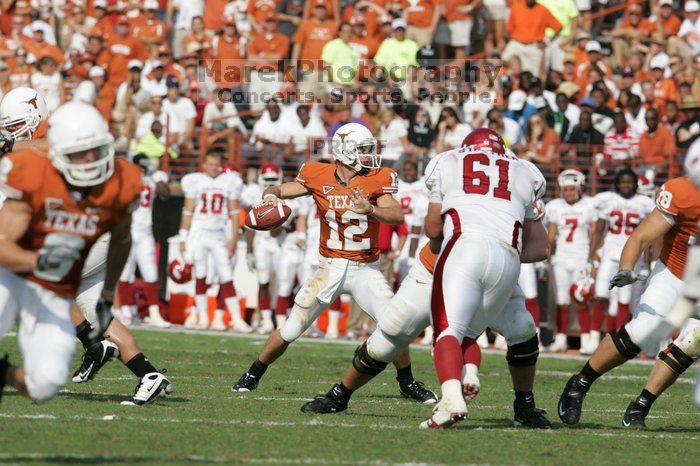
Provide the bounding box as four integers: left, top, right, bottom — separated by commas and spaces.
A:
34, 233, 86, 282
609, 269, 643, 289
88, 299, 114, 342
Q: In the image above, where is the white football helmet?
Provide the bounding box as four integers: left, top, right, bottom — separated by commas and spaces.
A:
0, 87, 48, 141
331, 122, 379, 172
557, 168, 585, 189
47, 101, 114, 187
685, 138, 700, 189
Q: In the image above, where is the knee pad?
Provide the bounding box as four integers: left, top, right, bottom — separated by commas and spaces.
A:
658, 343, 695, 375
610, 326, 641, 360
674, 324, 700, 357
352, 341, 389, 376
279, 309, 308, 343
25, 363, 69, 402
367, 329, 410, 363
506, 335, 539, 367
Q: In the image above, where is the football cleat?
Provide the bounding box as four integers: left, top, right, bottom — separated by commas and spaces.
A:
210, 310, 228, 332
547, 333, 568, 353
621, 401, 648, 428
419, 396, 468, 429
72, 340, 120, 383
399, 380, 438, 404
300, 384, 350, 414
462, 364, 480, 404
147, 308, 171, 328
558, 374, 590, 425
121, 371, 173, 406
195, 311, 209, 330
231, 317, 253, 334
232, 372, 259, 392
514, 395, 552, 429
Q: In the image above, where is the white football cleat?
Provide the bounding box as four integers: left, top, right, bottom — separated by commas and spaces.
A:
195, 312, 209, 330
494, 334, 508, 350
256, 316, 274, 334
184, 308, 197, 329
147, 307, 171, 328
419, 395, 468, 429
121, 372, 173, 406
476, 332, 489, 349
547, 333, 568, 352
231, 316, 253, 334
461, 363, 480, 404
210, 310, 227, 331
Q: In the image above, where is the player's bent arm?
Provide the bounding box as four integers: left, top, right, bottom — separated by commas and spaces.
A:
521, 219, 549, 263
102, 214, 133, 301
424, 202, 443, 239
263, 181, 309, 201
618, 209, 673, 271
370, 193, 404, 225
0, 199, 37, 271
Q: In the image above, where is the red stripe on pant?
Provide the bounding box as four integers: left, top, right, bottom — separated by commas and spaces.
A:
430, 209, 462, 341
118, 282, 134, 306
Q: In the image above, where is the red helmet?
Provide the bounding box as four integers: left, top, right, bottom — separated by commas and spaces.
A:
461, 128, 506, 155
168, 259, 192, 284
570, 274, 594, 305
258, 163, 282, 186
221, 162, 237, 174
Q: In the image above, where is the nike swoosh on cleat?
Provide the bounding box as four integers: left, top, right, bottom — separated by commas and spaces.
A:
78, 362, 94, 380
558, 403, 567, 419
622, 420, 631, 427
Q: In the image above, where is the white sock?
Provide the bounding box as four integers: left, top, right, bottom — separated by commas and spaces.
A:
440, 379, 463, 401
224, 296, 241, 320
148, 304, 161, 317
328, 310, 341, 330
195, 295, 208, 316
261, 310, 273, 322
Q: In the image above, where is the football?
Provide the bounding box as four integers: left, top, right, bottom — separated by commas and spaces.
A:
245, 201, 292, 230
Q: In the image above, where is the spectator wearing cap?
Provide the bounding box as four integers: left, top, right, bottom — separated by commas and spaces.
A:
638, 108, 676, 167
23, 22, 65, 65
321, 22, 359, 88
653, 0, 682, 39
673, 0, 700, 56
519, 112, 559, 164
141, 60, 168, 96
210, 17, 246, 95
605, 3, 655, 68
183, 16, 213, 58
603, 111, 640, 162
348, 15, 380, 62
246, 0, 282, 35
23, 18, 57, 46
341, 1, 387, 39
168, 0, 205, 59
30, 56, 64, 112
114, 59, 150, 142
7, 47, 31, 88
505, 89, 537, 133
502, 0, 561, 77
650, 55, 679, 103
133, 0, 167, 47
202, 88, 248, 146
98, 15, 147, 88
441, 0, 479, 60
204, 0, 229, 34
374, 19, 419, 81
248, 13, 290, 113
136, 95, 169, 139
163, 77, 197, 148
575, 40, 612, 82
89, 65, 116, 123
435, 106, 472, 153
401, 0, 441, 48
487, 107, 523, 148
292, 1, 338, 100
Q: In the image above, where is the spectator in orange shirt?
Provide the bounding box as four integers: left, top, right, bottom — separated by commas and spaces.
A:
341, 1, 387, 38
349, 16, 380, 60
638, 107, 676, 167
98, 15, 147, 88
247, 0, 282, 35
23, 24, 65, 65
209, 17, 246, 102
88, 65, 116, 123
133, 0, 167, 47
650, 56, 678, 103
183, 16, 213, 58
293, 1, 338, 101
575, 40, 613, 80
502, 0, 561, 76
443, 0, 478, 59
204, 0, 228, 34
248, 13, 290, 113
606, 3, 655, 67
88, 1, 115, 42
654, 0, 682, 39
402, 0, 441, 47
7, 47, 31, 88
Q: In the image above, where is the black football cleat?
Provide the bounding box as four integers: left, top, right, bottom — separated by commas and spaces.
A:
232, 372, 259, 392
514, 393, 552, 429
558, 374, 590, 425
399, 380, 438, 404
0, 354, 8, 404
301, 384, 350, 414
72, 340, 119, 383
622, 401, 648, 428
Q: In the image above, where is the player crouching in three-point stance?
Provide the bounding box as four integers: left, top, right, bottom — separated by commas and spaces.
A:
232, 123, 437, 403
558, 165, 700, 428
0, 102, 169, 405
422, 129, 551, 429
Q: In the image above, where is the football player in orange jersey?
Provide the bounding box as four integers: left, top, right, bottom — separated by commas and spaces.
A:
558, 173, 700, 428
233, 122, 438, 403
0, 101, 154, 404
0, 86, 49, 154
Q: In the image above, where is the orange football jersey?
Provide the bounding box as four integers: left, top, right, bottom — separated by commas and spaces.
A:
656, 177, 700, 278
0, 150, 142, 297
295, 161, 399, 262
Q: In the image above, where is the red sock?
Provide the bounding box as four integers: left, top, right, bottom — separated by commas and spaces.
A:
143, 281, 159, 307
219, 281, 236, 299
329, 297, 342, 310
433, 335, 463, 384
216, 291, 226, 311
525, 298, 540, 326
556, 305, 569, 334
591, 301, 606, 331
578, 305, 591, 333
258, 294, 271, 311
195, 278, 208, 295
606, 314, 617, 333
616, 303, 631, 328
118, 281, 133, 306
244, 308, 255, 323
462, 338, 482, 368
276, 295, 292, 315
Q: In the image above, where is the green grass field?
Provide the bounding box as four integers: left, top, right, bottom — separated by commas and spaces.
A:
1, 328, 699, 466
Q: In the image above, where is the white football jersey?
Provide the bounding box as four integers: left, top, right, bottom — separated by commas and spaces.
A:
241, 182, 264, 210
182, 171, 242, 231
425, 148, 546, 252
397, 178, 429, 229
545, 196, 598, 261
132, 170, 169, 231
594, 191, 655, 252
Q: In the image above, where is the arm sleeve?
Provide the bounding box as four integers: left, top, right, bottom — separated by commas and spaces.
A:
377, 168, 399, 195
295, 161, 320, 187
656, 180, 682, 216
